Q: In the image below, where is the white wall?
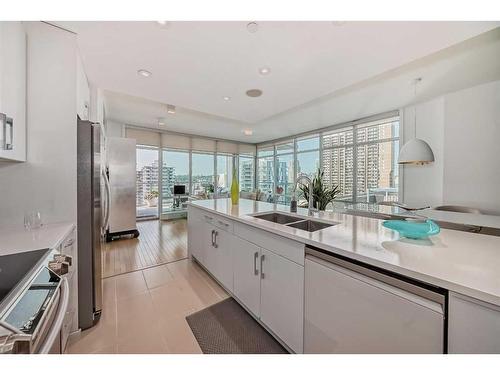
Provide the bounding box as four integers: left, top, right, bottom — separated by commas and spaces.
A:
0, 22, 77, 226
76, 50, 90, 120
443, 80, 500, 214
402, 97, 445, 208
401, 80, 500, 214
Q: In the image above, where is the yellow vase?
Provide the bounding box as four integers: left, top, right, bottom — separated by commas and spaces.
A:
230, 167, 239, 205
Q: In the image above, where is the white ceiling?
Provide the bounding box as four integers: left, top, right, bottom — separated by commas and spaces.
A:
58, 21, 499, 142
62, 21, 498, 119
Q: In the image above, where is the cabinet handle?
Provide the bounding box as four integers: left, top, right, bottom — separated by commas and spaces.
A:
211, 229, 215, 247
64, 239, 74, 248
204, 215, 213, 221
218, 220, 229, 227
260, 254, 265, 279
253, 252, 259, 275
213, 231, 219, 248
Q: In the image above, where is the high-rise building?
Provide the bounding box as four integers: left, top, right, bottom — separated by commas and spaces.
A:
239, 160, 254, 192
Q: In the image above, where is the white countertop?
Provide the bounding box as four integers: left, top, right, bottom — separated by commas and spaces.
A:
0, 222, 75, 256
331, 202, 500, 229
189, 199, 500, 306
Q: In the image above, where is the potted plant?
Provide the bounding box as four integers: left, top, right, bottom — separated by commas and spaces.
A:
145, 190, 159, 207
298, 168, 340, 211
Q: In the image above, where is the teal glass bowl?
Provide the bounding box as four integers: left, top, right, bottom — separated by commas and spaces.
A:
382, 219, 440, 239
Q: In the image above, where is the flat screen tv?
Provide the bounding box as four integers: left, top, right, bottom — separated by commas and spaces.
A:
173, 185, 186, 195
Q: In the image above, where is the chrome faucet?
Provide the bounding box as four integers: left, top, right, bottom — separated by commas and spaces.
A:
293, 174, 315, 216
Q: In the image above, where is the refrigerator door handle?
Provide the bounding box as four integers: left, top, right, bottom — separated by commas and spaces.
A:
102, 168, 111, 231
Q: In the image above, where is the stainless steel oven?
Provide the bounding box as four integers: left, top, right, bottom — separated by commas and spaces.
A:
0, 248, 71, 354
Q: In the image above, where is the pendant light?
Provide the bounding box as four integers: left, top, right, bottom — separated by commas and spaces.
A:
398, 78, 435, 165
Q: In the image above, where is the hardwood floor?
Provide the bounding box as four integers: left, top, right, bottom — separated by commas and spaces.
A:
102, 219, 187, 278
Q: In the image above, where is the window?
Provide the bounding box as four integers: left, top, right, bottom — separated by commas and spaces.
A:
276, 152, 294, 201
255, 113, 400, 206
216, 154, 233, 196
136, 146, 159, 219
322, 127, 354, 201
191, 153, 215, 196
161, 149, 189, 213
355, 119, 399, 203
257, 155, 274, 202
296, 135, 320, 181
239, 155, 255, 192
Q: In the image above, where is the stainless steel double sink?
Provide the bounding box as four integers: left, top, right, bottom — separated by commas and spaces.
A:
251, 212, 336, 232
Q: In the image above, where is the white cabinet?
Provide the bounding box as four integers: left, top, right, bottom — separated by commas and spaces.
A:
304, 255, 444, 354
187, 207, 206, 263
260, 248, 304, 354
57, 227, 78, 352
232, 235, 261, 317
0, 22, 26, 161
448, 292, 500, 353
187, 207, 305, 353
205, 224, 233, 292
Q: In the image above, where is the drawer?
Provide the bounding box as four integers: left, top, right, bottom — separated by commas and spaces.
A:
200, 211, 233, 233
234, 221, 304, 265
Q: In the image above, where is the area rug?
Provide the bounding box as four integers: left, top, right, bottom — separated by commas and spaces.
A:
186, 298, 288, 354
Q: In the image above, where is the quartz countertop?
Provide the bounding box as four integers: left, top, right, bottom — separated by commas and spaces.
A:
189, 199, 500, 306
330, 201, 500, 229
0, 222, 75, 256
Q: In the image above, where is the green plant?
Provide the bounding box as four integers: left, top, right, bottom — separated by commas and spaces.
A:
145, 190, 159, 200
298, 168, 340, 211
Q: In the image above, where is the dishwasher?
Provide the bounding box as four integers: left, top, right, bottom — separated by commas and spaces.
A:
304, 247, 446, 354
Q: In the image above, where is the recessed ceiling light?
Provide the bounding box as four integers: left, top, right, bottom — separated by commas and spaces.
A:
158, 118, 166, 126
246, 89, 263, 98
137, 69, 152, 77
156, 21, 171, 29
258, 66, 271, 75
331, 21, 346, 26
247, 22, 258, 33
223, 96, 231, 101
243, 129, 253, 136
166, 104, 176, 114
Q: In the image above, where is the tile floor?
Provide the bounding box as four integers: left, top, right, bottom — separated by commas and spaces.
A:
66, 258, 229, 354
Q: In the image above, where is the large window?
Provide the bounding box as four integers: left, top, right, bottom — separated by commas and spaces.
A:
191, 153, 215, 197
256, 113, 400, 205
275, 142, 294, 204
239, 155, 255, 192
322, 126, 354, 201
355, 119, 399, 203
296, 136, 320, 180
136, 146, 160, 219
216, 154, 233, 196
162, 149, 189, 213
257, 146, 274, 202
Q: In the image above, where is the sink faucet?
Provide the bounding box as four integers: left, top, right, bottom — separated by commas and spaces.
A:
293, 174, 315, 216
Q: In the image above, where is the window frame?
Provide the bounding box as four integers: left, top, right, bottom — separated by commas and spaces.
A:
256, 111, 401, 205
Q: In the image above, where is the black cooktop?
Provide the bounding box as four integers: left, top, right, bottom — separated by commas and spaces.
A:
0, 248, 50, 305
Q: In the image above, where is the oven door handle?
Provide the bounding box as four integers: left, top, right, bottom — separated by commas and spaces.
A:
38, 277, 70, 354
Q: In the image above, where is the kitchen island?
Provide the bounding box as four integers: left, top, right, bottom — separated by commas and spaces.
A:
187, 198, 500, 354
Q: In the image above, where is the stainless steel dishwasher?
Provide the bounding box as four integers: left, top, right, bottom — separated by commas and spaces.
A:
304, 247, 446, 354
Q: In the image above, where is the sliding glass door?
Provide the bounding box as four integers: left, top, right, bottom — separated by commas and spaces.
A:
161, 149, 190, 215
135, 145, 160, 219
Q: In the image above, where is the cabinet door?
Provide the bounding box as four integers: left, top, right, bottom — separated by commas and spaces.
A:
260, 248, 304, 353
210, 228, 233, 293
187, 209, 206, 264
449, 292, 500, 353
232, 236, 261, 317
0, 21, 26, 161
304, 257, 444, 354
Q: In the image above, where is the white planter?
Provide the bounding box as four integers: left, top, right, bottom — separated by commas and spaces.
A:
146, 197, 158, 207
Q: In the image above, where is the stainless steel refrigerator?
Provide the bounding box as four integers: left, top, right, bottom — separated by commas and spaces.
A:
105, 137, 139, 242
77, 117, 105, 329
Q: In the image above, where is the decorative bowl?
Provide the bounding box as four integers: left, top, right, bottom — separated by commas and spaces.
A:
382, 219, 440, 239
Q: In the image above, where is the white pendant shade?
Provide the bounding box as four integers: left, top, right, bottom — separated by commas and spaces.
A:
398, 138, 435, 165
